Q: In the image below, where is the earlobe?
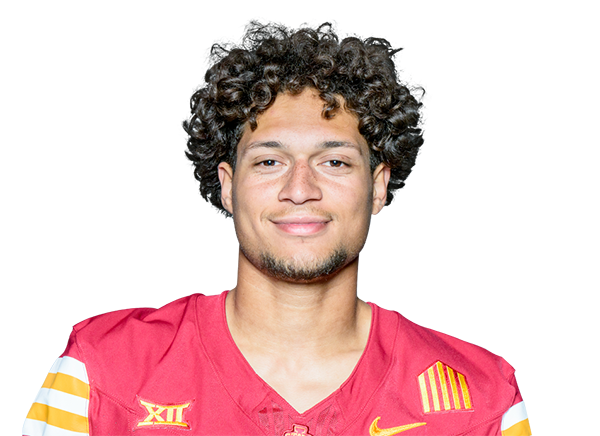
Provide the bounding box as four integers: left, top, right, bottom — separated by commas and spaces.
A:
218, 162, 234, 215
372, 163, 391, 215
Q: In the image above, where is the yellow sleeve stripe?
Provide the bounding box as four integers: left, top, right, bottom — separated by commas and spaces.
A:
42, 372, 89, 399
26, 402, 89, 434
501, 418, 532, 436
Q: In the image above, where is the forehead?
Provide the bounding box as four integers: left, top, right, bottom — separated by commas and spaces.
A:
238, 89, 368, 154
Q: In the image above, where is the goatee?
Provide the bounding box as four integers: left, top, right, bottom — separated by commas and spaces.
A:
258, 248, 349, 282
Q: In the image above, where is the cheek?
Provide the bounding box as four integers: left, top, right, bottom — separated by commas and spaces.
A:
232, 177, 278, 224
327, 182, 374, 237
328, 177, 373, 212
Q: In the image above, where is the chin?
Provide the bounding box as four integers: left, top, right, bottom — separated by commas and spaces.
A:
257, 247, 351, 283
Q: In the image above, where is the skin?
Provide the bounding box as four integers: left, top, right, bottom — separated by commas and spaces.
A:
218, 88, 390, 413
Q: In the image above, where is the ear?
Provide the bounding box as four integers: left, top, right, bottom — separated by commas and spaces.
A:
371, 163, 391, 215
218, 162, 234, 215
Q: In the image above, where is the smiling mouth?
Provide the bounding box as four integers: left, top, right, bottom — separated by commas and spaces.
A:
271, 216, 331, 236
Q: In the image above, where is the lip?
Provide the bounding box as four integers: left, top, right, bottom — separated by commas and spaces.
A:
272, 215, 331, 224
271, 216, 331, 235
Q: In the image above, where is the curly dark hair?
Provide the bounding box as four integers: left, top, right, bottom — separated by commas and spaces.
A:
183, 22, 424, 216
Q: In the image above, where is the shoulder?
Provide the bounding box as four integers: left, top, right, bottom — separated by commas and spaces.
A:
375, 303, 515, 383
372, 304, 520, 433
71, 293, 205, 342
69, 293, 225, 350
64, 293, 222, 389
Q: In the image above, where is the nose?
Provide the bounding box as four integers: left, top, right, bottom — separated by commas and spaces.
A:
278, 161, 322, 204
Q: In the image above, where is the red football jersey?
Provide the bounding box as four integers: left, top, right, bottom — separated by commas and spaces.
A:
24, 292, 531, 435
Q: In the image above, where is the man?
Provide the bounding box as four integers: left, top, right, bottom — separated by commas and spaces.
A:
23, 22, 531, 436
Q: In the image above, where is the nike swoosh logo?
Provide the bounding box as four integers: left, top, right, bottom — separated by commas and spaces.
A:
369, 417, 427, 436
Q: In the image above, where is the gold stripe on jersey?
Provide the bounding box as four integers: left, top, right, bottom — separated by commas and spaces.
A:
418, 361, 473, 414
436, 361, 451, 411
42, 372, 90, 399
427, 367, 441, 412
417, 373, 430, 413
446, 366, 461, 409
457, 372, 472, 409
501, 418, 532, 436
27, 403, 89, 433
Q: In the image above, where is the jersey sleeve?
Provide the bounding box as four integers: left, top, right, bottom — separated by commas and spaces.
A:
23, 330, 90, 436
500, 374, 532, 436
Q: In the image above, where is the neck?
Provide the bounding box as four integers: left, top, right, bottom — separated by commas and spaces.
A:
226, 249, 371, 356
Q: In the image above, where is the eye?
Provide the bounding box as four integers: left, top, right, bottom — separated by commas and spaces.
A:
258, 159, 281, 167
323, 160, 347, 168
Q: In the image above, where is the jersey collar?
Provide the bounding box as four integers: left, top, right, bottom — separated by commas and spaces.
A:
194, 291, 398, 434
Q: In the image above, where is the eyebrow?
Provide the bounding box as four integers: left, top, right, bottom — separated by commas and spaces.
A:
242, 140, 363, 156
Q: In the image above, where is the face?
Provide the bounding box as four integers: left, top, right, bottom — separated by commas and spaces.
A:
218, 89, 390, 283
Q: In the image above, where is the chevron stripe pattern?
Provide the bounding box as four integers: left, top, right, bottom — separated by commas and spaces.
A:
417, 361, 473, 414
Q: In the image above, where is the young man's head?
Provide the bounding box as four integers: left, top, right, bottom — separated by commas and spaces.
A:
183, 22, 424, 282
